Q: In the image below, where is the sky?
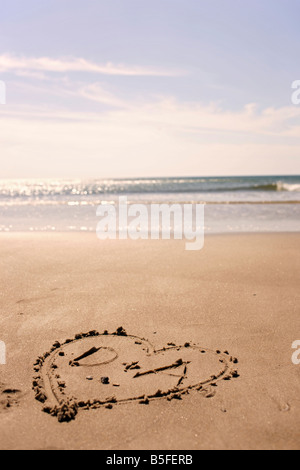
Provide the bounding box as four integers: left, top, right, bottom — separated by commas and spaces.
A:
0, 0, 300, 178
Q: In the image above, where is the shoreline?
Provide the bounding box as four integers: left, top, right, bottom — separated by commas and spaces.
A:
0, 229, 299, 236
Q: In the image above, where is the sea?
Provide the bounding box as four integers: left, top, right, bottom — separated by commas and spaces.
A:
0, 175, 299, 234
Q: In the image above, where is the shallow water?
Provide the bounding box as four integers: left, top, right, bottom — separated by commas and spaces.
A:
0, 176, 299, 234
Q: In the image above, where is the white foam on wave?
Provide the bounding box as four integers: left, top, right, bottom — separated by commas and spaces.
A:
277, 182, 300, 192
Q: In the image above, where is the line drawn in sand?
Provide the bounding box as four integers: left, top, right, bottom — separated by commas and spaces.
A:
33, 327, 239, 423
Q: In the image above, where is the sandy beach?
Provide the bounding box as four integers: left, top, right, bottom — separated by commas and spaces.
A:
0, 232, 299, 450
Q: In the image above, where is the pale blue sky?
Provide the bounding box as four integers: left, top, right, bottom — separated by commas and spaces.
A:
0, 0, 300, 178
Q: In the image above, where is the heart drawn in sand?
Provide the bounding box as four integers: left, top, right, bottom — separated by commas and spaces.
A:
33, 328, 239, 422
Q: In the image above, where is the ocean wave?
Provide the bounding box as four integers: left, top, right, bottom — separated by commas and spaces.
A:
277, 183, 300, 192
0, 177, 299, 199
215, 182, 300, 192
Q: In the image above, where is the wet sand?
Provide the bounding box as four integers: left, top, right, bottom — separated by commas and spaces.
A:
0, 233, 299, 450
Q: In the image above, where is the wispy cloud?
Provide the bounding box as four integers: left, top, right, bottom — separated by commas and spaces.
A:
1, 64, 300, 177
7, 76, 300, 137
0, 53, 182, 77
3, 87, 300, 137
76, 83, 127, 108
1, 95, 300, 178
1, 112, 299, 178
